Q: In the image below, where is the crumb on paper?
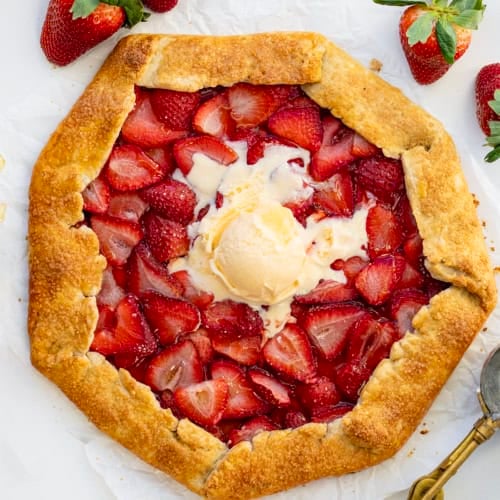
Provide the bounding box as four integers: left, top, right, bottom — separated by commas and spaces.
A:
483, 327, 488, 332
369, 58, 383, 72
420, 429, 429, 435
491, 246, 496, 252
482, 220, 486, 227
494, 266, 500, 274
407, 448, 415, 458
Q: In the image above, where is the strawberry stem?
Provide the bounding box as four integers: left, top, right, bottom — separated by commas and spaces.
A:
71, 0, 149, 27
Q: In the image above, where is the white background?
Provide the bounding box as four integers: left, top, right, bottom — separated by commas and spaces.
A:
0, 1, 499, 499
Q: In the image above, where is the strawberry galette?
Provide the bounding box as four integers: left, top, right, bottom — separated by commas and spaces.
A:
28, 33, 496, 499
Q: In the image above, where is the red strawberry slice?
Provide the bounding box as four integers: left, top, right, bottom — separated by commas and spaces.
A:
332, 256, 369, 284
278, 96, 320, 111
173, 135, 238, 175
312, 171, 354, 217
145, 339, 203, 392
212, 335, 262, 366
159, 390, 184, 419
267, 85, 303, 108
246, 135, 296, 165
262, 324, 317, 383
284, 410, 308, 429
192, 93, 234, 138
366, 204, 403, 259
309, 130, 355, 181
201, 300, 264, 341
334, 362, 372, 402
355, 156, 404, 203
142, 292, 200, 346
283, 195, 314, 227
142, 212, 190, 262
354, 255, 406, 306
107, 192, 149, 223
390, 288, 429, 336
106, 144, 166, 191
398, 259, 424, 289
294, 279, 357, 305
320, 115, 343, 145
173, 379, 228, 428
91, 295, 157, 357
403, 233, 423, 267
346, 316, 400, 370
140, 178, 196, 225
149, 89, 201, 131
90, 214, 143, 266
268, 106, 323, 152
114, 353, 152, 385
299, 304, 368, 361
211, 360, 269, 419
394, 194, 418, 238
82, 177, 110, 214
296, 376, 340, 412
228, 416, 278, 447
351, 133, 379, 158
96, 304, 116, 332
310, 402, 354, 423
127, 242, 184, 298
96, 267, 126, 309
170, 270, 214, 309
227, 83, 275, 127
144, 146, 176, 176
121, 90, 186, 148
184, 329, 214, 364
247, 368, 292, 407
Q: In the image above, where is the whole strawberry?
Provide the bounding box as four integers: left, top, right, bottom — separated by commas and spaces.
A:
40, 0, 148, 66
476, 63, 500, 163
143, 0, 178, 13
373, 1, 485, 85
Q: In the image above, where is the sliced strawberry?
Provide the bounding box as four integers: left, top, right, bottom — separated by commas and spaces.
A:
90, 214, 143, 266
142, 291, 200, 346
228, 416, 278, 447
171, 270, 214, 309
201, 300, 264, 341
107, 191, 149, 223
247, 368, 292, 408
310, 402, 354, 423
192, 93, 234, 138
114, 353, 152, 385
149, 89, 201, 131
346, 316, 400, 370
283, 194, 314, 227
91, 295, 157, 357
354, 255, 406, 306
296, 376, 340, 412
127, 242, 184, 298
267, 85, 303, 109
82, 177, 110, 214
278, 96, 320, 111
211, 360, 269, 419
268, 106, 322, 152
142, 212, 190, 262
398, 259, 425, 289
262, 324, 317, 383
394, 194, 418, 238
246, 135, 296, 165
184, 329, 214, 364
309, 130, 355, 182
173, 135, 238, 175
174, 379, 228, 428
159, 390, 184, 419
320, 115, 343, 145
312, 171, 354, 217
227, 83, 275, 127
212, 335, 262, 366
284, 410, 308, 429
333, 256, 369, 284
299, 304, 368, 361
390, 288, 429, 336
144, 339, 203, 392
121, 89, 186, 148
294, 279, 357, 305
96, 267, 126, 309
351, 133, 379, 158
366, 204, 403, 259
334, 362, 372, 402
106, 144, 166, 191
144, 146, 176, 176
96, 304, 116, 332
140, 178, 196, 225
403, 233, 423, 267
355, 155, 404, 203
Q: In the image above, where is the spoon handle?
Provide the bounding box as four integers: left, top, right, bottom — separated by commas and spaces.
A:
407, 416, 497, 500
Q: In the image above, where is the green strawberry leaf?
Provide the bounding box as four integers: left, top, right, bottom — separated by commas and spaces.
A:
450, 0, 484, 10
372, 1, 427, 6
487, 123, 500, 141
436, 19, 457, 64
101, 0, 149, 27
485, 145, 500, 163
71, 0, 100, 18
451, 9, 484, 29
433, 0, 448, 7
407, 12, 435, 45
490, 89, 500, 115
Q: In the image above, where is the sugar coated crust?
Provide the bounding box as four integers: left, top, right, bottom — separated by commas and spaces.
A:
28, 33, 496, 499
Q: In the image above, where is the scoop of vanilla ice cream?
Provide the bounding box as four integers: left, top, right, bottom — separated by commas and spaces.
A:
210, 202, 306, 305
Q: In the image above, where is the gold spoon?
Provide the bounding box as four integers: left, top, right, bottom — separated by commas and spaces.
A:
408, 345, 500, 500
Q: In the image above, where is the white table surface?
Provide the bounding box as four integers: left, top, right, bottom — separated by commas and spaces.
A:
1, 1, 499, 499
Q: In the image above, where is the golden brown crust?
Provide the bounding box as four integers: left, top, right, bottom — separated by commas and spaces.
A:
28, 33, 496, 499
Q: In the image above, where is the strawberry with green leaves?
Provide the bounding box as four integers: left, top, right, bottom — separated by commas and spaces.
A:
373, 1, 485, 84
40, 0, 149, 66
475, 63, 500, 163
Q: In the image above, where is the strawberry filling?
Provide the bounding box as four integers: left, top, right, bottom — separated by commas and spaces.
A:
83, 84, 447, 445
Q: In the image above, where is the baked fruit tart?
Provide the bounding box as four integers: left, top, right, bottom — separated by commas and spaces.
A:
28, 33, 496, 498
